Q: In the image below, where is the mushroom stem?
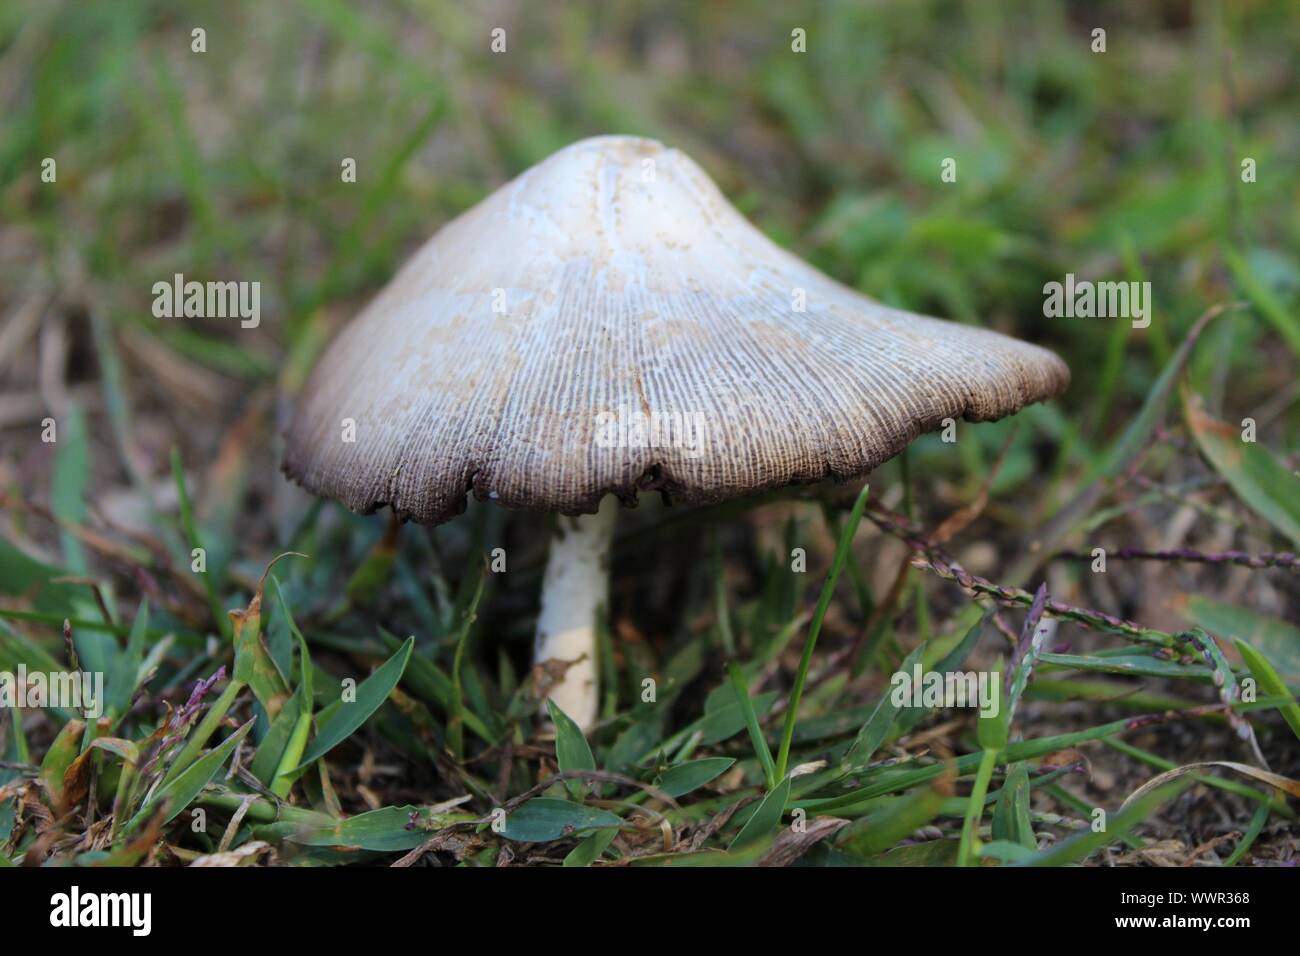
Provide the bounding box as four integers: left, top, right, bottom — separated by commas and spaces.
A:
534, 495, 617, 730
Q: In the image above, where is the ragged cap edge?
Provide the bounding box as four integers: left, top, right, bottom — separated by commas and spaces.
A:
280, 345, 1068, 526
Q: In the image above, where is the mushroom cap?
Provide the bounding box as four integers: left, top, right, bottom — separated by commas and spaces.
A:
283, 135, 1069, 524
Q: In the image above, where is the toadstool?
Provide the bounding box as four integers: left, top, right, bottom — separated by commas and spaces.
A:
283, 135, 1069, 730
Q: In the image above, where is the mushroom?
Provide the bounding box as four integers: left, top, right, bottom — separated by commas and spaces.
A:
283, 135, 1069, 730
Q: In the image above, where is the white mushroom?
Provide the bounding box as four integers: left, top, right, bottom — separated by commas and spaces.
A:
284, 135, 1069, 730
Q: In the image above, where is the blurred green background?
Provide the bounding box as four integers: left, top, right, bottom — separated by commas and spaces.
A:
2, 0, 1298, 630
2, 0, 1297, 467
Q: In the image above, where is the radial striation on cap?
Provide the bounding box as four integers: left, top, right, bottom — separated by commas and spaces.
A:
283, 135, 1070, 524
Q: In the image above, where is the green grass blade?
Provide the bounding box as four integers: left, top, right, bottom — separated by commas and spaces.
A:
727, 661, 776, 788
657, 758, 735, 798
132, 718, 254, 831
272, 634, 317, 797
1224, 800, 1271, 866
957, 748, 998, 866
171, 446, 227, 637
51, 401, 88, 574
1235, 639, 1300, 743
1184, 390, 1300, 547
775, 482, 869, 780
160, 678, 244, 787
729, 774, 792, 850
446, 568, 486, 759
1012, 778, 1193, 866
498, 798, 623, 843
548, 698, 595, 799
1224, 246, 1300, 356
844, 642, 925, 767
991, 762, 1035, 848
293, 636, 414, 769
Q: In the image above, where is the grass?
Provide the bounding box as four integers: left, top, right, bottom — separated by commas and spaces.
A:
0, 0, 1297, 867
